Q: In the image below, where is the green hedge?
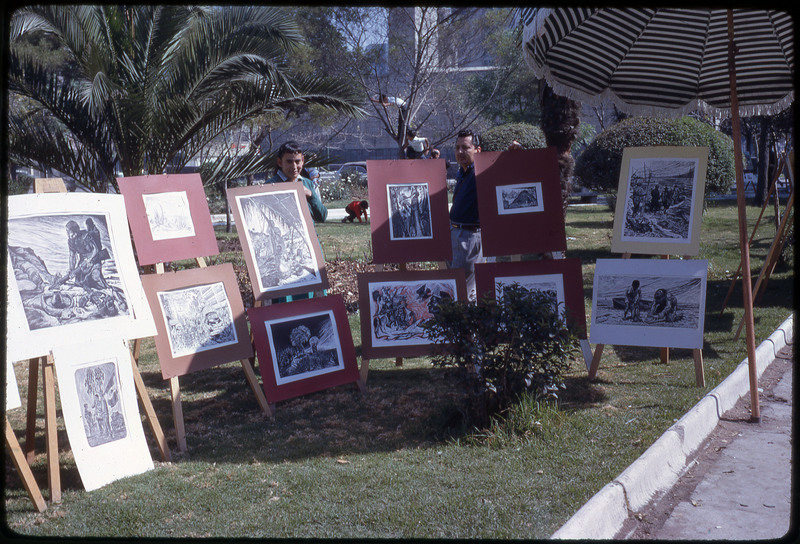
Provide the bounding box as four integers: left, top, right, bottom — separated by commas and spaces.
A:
480, 122, 546, 152
574, 116, 736, 195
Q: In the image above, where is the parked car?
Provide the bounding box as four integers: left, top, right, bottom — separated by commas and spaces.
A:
336, 162, 368, 186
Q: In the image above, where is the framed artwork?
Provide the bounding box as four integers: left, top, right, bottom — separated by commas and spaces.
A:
117, 174, 219, 265
248, 295, 359, 403
6, 193, 156, 363
474, 147, 566, 257
228, 183, 328, 302
140, 263, 253, 379
6, 358, 22, 411
611, 146, 709, 256
590, 258, 708, 349
366, 159, 451, 264
52, 338, 154, 491
474, 258, 587, 337
357, 268, 467, 359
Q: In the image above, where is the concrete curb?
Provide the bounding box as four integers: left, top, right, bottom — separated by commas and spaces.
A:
551, 314, 794, 540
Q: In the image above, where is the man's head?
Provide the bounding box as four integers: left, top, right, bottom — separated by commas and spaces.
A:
406, 127, 417, 139
455, 129, 481, 170
276, 141, 305, 182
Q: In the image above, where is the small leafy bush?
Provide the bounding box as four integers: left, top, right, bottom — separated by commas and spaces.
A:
423, 284, 580, 428
574, 116, 736, 196
480, 122, 547, 151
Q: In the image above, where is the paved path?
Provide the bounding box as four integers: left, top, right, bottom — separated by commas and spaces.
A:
627, 343, 794, 540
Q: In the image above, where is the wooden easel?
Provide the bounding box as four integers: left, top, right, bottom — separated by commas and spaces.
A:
18, 178, 171, 508
5, 416, 47, 512
719, 148, 794, 316
139, 258, 272, 453
587, 254, 706, 387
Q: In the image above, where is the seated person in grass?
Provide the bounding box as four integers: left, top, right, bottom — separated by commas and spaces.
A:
342, 200, 369, 223
647, 288, 682, 322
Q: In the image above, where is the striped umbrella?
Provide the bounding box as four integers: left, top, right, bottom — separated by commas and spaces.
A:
521, 7, 794, 420
521, 8, 794, 116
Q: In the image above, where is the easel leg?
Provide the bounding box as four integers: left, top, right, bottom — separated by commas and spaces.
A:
240, 359, 274, 417
129, 353, 172, 462
588, 344, 604, 380
693, 349, 705, 388
360, 357, 370, 385
169, 377, 187, 453
5, 417, 47, 513
25, 357, 40, 463
42, 355, 60, 504
579, 339, 593, 373
660, 347, 670, 365
395, 357, 403, 367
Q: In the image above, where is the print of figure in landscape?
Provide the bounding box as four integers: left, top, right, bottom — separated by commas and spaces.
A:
75, 362, 127, 448
238, 191, 319, 293
623, 158, 697, 242
268, 311, 343, 383
388, 183, 432, 240
8, 213, 131, 331
370, 280, 456, 345
496, 182, 544, 215
596, 275, 699, 329
157, 282, 237, 358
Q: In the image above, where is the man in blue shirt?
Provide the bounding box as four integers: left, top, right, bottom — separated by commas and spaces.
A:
447, 128, 485, 300
265, 141, 328, 223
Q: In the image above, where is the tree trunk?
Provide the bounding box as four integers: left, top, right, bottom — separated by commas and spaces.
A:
754, 118, 770, 207
540, 83, 581, 217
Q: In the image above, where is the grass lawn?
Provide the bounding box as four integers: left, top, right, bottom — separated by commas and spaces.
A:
4, 199, 793, 539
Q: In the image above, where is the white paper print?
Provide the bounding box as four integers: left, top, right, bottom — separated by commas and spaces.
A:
53, 338, 153, 491
142, 191, 196, 240
496, 182, 544, 215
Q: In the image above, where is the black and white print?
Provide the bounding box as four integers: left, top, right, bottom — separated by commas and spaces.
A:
622, 158, 698, 242
496, 182, 544, 215
237, 190, 319, 293
369, 279, 457, 347
157, 281, 237, 358
53, 338, 154, 491
590, 259, 708, 349
142, 191, 195, 240
495, 273, 565, 319
74, 361, 127, 448
266, 310, 344, 385
387, 183, 433, 240
8, 213, 132, 331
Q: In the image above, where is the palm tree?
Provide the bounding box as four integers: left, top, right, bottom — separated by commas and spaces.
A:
7, 5, 364, 193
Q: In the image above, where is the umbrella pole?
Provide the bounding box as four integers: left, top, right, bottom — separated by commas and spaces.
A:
727, 10, 760, 422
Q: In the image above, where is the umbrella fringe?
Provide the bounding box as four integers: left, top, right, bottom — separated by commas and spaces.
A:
524, 58, 794, 119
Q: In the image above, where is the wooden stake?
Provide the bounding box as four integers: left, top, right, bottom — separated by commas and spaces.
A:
42, 355, 60, 503
24, 358, 40, 464
728, 9, 760, 420
169, 377, 187, 453
5, 417, 47, 513
693, 349, 705, 388
129, 351, 172, 462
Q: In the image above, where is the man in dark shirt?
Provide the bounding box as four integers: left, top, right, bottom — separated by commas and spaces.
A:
447, 129, 485, 300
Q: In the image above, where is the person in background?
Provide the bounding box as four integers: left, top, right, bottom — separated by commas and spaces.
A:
342, 200, 369, 223
266, 141, 327, 223
430, 148, 441, 159
446, 128, 485, 300
302, 166, 321, 191
405, 127, 430, 159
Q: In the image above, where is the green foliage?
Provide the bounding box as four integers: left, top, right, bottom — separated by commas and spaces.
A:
6, 173, 33, 195
424, 285, 579, 428
574, 116, 736, 195
7, 5, 364, 192
480, 123, 547, 152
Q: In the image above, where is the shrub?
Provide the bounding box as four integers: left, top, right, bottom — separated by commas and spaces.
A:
423, 284, 580, 428
7, 173, 33, 195
574, 116, 736, 196
480, 122, 547, 152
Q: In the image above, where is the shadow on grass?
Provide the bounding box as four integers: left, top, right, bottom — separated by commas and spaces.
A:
137, 364, 474, 466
